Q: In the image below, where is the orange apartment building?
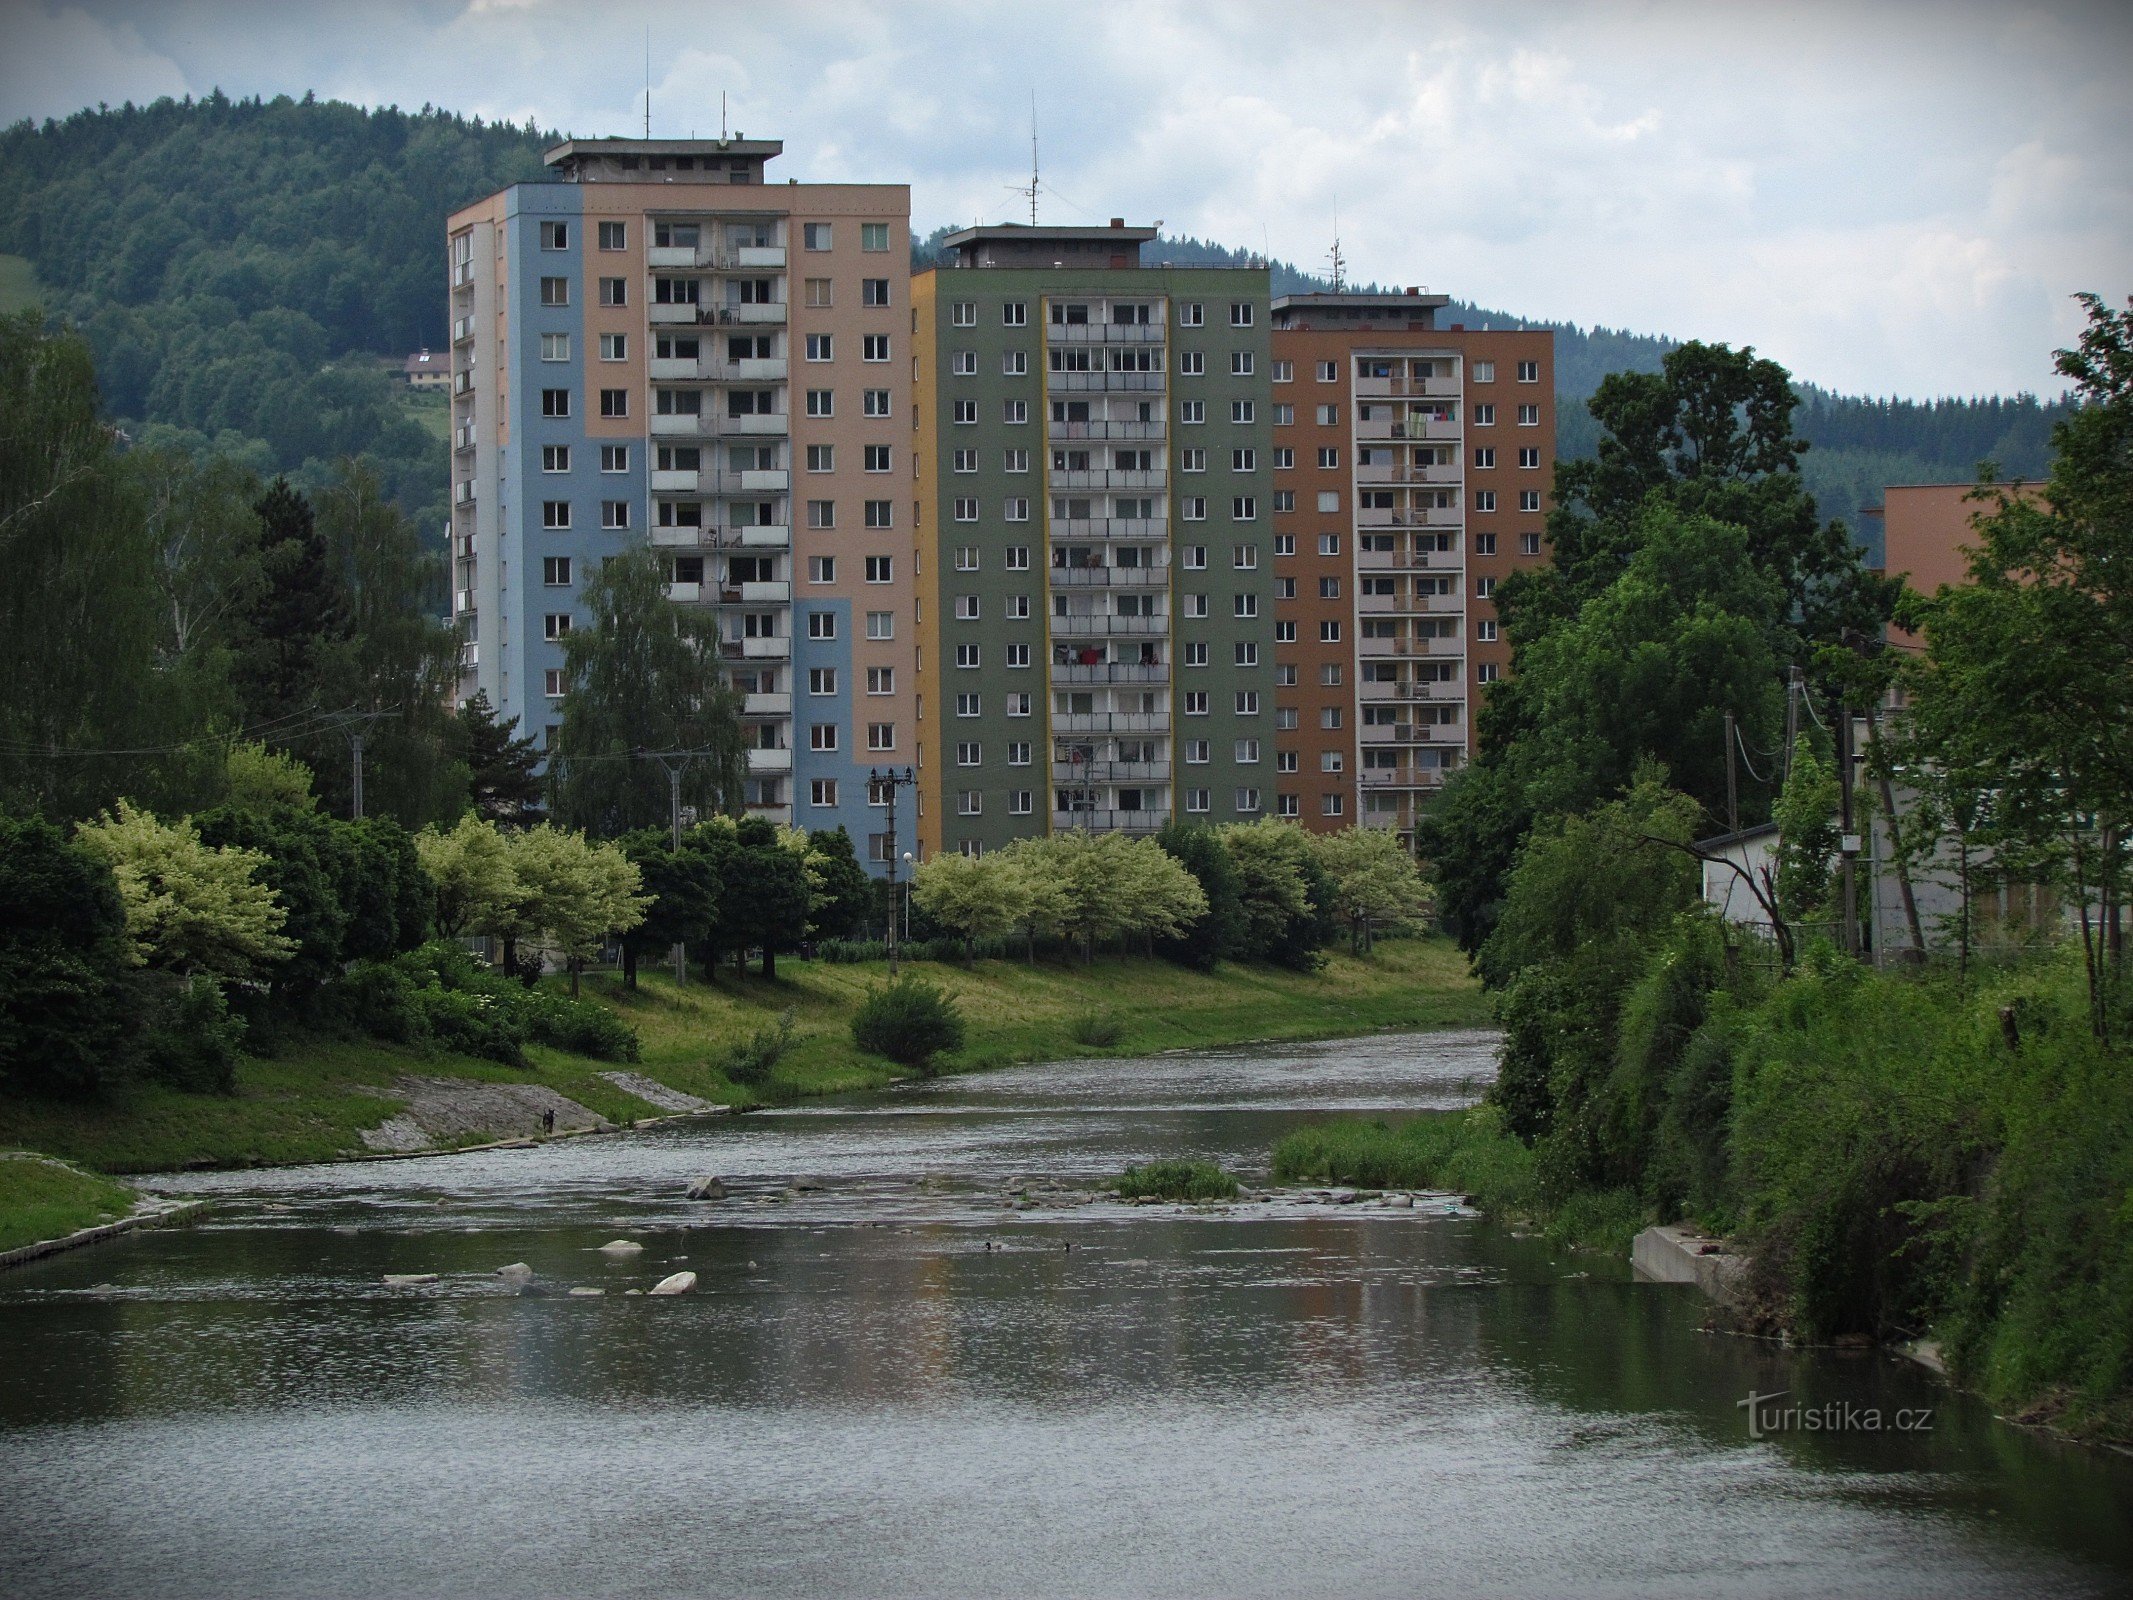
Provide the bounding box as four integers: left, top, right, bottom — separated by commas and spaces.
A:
1267, 292, 1554, 840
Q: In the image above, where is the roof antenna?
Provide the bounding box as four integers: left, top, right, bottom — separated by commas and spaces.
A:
1006, 94, 1039, 225
642, 26, 650, 138
1328, 201, 1346, 292
722, 91, 728, 141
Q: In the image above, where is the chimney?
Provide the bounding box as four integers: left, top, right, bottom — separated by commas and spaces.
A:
1110, 217, 1125, 229
1406, 286, 1419, 296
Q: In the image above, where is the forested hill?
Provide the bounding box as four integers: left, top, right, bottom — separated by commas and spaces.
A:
0, 96, 2069, 544
0, 94, 551, 536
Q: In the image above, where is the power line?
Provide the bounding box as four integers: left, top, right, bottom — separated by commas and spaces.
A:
0, 704, 371, 760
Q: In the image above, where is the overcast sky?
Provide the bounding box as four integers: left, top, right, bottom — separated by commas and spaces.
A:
3, 0, 2127, 398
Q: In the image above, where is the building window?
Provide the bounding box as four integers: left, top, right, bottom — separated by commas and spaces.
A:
955, 693, 980, 717
957, 791, 983, 817
1474, 403, 1496, 427
808, 612, 837, 639
1235, 788, 1261, 813
539, 276, 569, 308
543, 669, 565, 698
1005, 545, 1030, 570
1236, 738, 1261, 764
1232, 448, 1257, 473
1517, 360, 1540, 382
1518, 404, 1541, 426
1009, 790, 1033, 815
953, 594, 980, 620
1478, 662, 1500, 684
867, 611, 895, 639
1474, 532, 1497, 555
542, 500, 571, 529
1234, 642, 1258, 666
543, 613, 571, 640
955, 644, 981, 668
1320, 620, 1341, 642
599, 277, 626, 307
1003, 301, 1028, 325
863, 334, 891, 362
1519, 447, 1541, 469
1005, 642, 1030, 667
810, 779, 838, 807
805, 278, 833, 309
1474, 447, 1496, 469
542, 445, 570, 473
808, 555, 836, 583
543, 557, 572, 585
1318, 533, 1340, 555
1274, 621, 1296, 643
1473, 360, 1496, 382
952, 301, 976, 327
806, 333, 834, 362
1521, 532, 1543, 555
540, 332, 569, 362
950, 350, 976, 376
599, 333, 627, 362
862, 279, 891, 307
1478, 619, 1498, 641
957, 742, 982, 766
862, 223, 891, 252
541, 389, 570, 418
809, 668, 837, 695
1233, 497, 1257, 521
1229, 302, 1254, 327
1179, 302, 1204, 327
869, 723, 897, 751
806, 444, 835, 474
1475, 490, 1497, 512
1180, 350, 1205, 377
806, 389, 834, 418
1180, 400, 1205, 425
597, 221, 626, 251
808, 500, 836, 529
1184, 692, 1209, 716
811, 724, 839, 752
1316, 360, 1338, 382
866, 666, 895, 694
1273, 534, 1295, 556
600, 389, 628, 417
1231, 350, 1254, 376
1003, 399, 1028, 424
1519, 490, 1542, 512
865, 500, 893, 529
1232, 400, 1256, 424
1182, 497, 1207, 522
1184, 641, 1208, 667
1271, 360, 1293, 383
1235, 691, 1260, 714
803, 222, 832, 251
1004, 497, 1030, 522
602, 501, 629, 529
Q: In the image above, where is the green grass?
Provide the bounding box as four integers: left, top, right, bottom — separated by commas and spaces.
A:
397, 387, 451, 440
1115, 1159, 1240, 1202
0, 253, 46, 314
0, 1155, 138, 1253
1271, 1105, 1646, 1256
0, 938, 1486, 1177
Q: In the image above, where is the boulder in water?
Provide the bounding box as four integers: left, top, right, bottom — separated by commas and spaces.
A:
648, 1271, 697, 1296
382, 1273, 438, 1287
686, 1177, 728, 1201
496, 1262, 533, 1284
597, 1239, 644, 1256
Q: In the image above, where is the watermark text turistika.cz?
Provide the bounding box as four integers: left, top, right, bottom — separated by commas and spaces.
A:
1737, 1390, 1934, 1439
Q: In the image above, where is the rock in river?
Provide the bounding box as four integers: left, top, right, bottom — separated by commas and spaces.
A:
686, 1177, 728, 1201
648, 1271, 697, 1296
496, 1262, 533, 1284
382, 1273, 438, 1287
597, 1239, 644, 1256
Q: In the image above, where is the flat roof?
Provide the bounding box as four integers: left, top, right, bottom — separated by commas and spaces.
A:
940, 223, 1160, 248
544, 137, 783, 166
1273, 291, 1451, 311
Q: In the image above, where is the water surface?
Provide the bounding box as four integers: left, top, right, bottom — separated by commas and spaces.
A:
2, 1030, 2128, 1598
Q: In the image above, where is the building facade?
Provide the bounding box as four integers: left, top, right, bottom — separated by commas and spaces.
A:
912, 224, 1276, 859
1267, 295, 1554, 843
447, 138, 913, 854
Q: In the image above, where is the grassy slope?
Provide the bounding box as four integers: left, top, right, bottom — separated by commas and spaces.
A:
397, 386, 451, 440
0, 940, 1485, 1176
0, 253, 45, 314
0, 1155, 137, 1253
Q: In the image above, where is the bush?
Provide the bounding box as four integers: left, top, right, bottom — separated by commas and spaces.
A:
1068, 1011, 1124, 1048
850, 977, 965, 1073
324, 940, 639, 1066
722, 1010, 795, 1088
413, 984, 524, 1065
135, 974, 246, 1094
1115, 1160, 1240, 1201
1272, 1107, 1538, 1218
521, 988, 640, 1061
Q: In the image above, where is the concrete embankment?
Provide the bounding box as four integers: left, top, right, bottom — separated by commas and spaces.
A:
1631, 1224, 1745, 1301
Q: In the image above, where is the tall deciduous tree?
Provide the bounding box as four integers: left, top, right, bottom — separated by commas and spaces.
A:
548, 547, 745, 837
1154, 822, 1247, 970
0, 816, 136, 1097
508, 824, 648, 995
1310, 827, 1434, 955
74, 801, 295, 981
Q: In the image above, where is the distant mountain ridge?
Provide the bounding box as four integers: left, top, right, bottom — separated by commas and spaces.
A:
0, 97, 2068, 542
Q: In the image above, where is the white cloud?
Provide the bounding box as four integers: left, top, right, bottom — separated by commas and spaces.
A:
4, 0, 2126, 395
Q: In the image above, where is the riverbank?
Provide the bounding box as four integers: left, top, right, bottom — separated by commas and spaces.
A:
0, 938, 1485, 1180
0, 1153, 140, 1255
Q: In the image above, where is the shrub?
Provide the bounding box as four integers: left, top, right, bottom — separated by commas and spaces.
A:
1068, 1011, 1124, 1048
1115, 1160, 1239, 1202
413, 985, 524, 1065
521, 988, 640, 1061
723, 1010, 795, 1088
850, 977, 965, 1073
1272, 1107, 1537, 1217
135, 974, 246, 1094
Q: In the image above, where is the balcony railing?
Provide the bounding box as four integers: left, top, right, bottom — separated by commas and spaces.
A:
1051, 808, 1167, 832
1049, 565, 1167, 588
1047, 419, 1165, 442
1051, 612, 1166, 636
1046, 321, 1165, 344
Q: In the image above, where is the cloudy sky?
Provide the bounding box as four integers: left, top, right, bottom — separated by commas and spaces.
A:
3, 0, 2128, 398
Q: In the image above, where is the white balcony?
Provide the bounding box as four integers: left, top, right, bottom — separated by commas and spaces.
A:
649, 302, 705, 325
747, 747, 793, 775
1049, 565, 1167, 588
735, 524, 791, 548
1053, 761, 1171, 784
728, 302, 787, 326
453, 481, 475, 505
1047, 321, 1165, 344
1048, 517, 1168, 540
453, 424, 475, 453
650, 525, 710, 548
649, 412, 714, 437
646, 246, 698, 269
740, 635, 791, 660
454, 587, 475, 614
737, 468, 789, 493
722, 413, 788, 436
452, 315, 474, 344
665, 581, 704, 603
1051, 612, 1166, 636
1048, 469, 1167, 492
735, 245, 786, 269
743, 692, 792, 717
1049, 663, 1168, 685
651, 468, 700, 493
739, 580, 790, 604
1051, 711, 1169, 734
1051, 808, 1167, 832
1048, 419, 1165, 442
1048, 370, 1164, 393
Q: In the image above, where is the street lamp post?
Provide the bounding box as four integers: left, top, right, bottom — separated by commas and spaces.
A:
870, 765, 916, 977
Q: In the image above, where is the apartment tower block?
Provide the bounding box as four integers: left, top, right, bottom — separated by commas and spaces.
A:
912, 224, 1276, 859
448, 138, 912, 854
1267, 294, 1553, 843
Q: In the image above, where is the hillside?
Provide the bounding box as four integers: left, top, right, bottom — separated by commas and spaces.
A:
0, 96, 2068, 546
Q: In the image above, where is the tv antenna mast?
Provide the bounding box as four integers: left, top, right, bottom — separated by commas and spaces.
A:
1328, 203, 1346, 291
1006, 96, 1039, 225
642, 27, 651, 138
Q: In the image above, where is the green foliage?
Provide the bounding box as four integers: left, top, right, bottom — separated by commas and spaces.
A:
999, 830, 1206, 959
548, 548, 746, 837
221, 742, 318, 813
722, 1010, 796, 1089
1272, 1107, 1539, 1219
337, 940, 638, 1066
0, 815, 137, 1098
850, 977, 966, 1074
1772, 735, 1840, 923
0, 1157, 137, 1255
1067, 1011, 1125, 1048
455, 690, 543, 826
134, 973, 246, 1095
1153, 821, 1247, 970
803, 827, 873, 942
74, 801, 295, 981
1114, 1160, 1239, 1202
1219, 818, 1327, 969
1309, 826, 1434, 954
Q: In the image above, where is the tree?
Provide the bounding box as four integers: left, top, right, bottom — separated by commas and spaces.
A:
547, 547, 746, 837
414, 812, 522, 941
456, 689, 543, 826
74, 801, 294, 981
1154, 821, 1247, 970
1220, 818, 1323, 968
231, 475, 341, 727
802, 826, 873, 941
1772, 736, 1841, 928
1310, 828, 1434, 955
714, 817, 812, 980
1003, 831, 1206, 961
616, 830, 719, 988
508, 824, 648, 995
912, 852, 1030, 955
221, 741, 318, 813
0, 815, 136, 1097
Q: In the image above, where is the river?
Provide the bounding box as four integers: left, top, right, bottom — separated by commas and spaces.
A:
3, 1030, 2129, 1598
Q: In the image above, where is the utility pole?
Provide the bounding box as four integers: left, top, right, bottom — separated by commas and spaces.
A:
1837, 702, 1860, 960
1723, 710, 1740, 835
636, 748, 702, 985
870, 765, 916, 976
342, 711, 391, 821
1783, 666, 1802, 784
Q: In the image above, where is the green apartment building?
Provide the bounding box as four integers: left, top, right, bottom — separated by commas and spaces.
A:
913, 223, 1275, 858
